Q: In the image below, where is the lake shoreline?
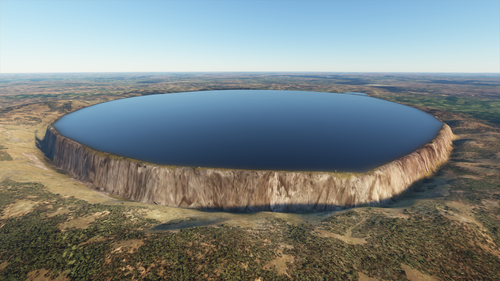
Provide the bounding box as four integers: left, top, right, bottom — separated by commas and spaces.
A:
39, 123, 455, 212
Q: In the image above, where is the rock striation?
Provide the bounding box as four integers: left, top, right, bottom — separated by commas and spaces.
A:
39, 124, 454, 212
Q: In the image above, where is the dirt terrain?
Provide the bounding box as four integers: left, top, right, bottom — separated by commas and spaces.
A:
0, 73, 499, 280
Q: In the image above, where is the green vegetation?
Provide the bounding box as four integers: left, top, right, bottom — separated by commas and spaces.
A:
1, 73, 500, 279
1, 178, 499, 280
1, 93, 81, 100
0, 144, 12, 161
45, 101, 73, 114
0, 180, 156, 280
0, 151, 12, 161
384, 95, 500, 125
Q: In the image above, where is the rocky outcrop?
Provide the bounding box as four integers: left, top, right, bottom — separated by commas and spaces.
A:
39, 124, 454, 212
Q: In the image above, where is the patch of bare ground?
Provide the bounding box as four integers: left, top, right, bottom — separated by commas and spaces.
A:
142, 207, 194, 223
441, 202, 486, 230
313, 229, 368, 245
476, 158, 500, 168
481, 199, 499, 209
263, 244, 295, 278
480, 131, 500, 140
26, 269, 70, 281
313, 217, 369, 245
105, 239, 145, 265
455, 162, 498, 176
377, 209, 411, 219
477, 241, 500, 259
22, 153, 48, 170
45, 206, 72, 218
1, 199, 37, 219
358, 272, 383, 281
118, 264, 142, 279
439, 201, 500, 258
460, 140, 484, 148
58, 210, 109, 231
110, 239, 145, 254
452, 151, 480, 161
401, 264, 438, 281
154, 259, 167, 277
448, 120, 494, 131
135, 262, 154, 279
459, 174, 484, 180
79, 235, 109, 246
0, 261, 8, 272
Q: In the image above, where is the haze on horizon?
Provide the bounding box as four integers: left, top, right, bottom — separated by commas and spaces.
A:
0, 0, 498, 74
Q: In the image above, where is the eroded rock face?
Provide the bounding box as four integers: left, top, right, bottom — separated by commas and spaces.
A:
39, 124, 454, 212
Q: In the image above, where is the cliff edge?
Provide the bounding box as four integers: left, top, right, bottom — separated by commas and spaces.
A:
39, 124, 454, 212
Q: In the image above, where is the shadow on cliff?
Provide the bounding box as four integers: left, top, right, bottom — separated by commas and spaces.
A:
194, 196, 404, 213
35, 136, 45, 153
36, 125, 455, 214
195, 201, 397, 213
194, 166, 452, 214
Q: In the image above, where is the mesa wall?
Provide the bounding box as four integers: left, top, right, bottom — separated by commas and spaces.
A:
39, 124, 454, 212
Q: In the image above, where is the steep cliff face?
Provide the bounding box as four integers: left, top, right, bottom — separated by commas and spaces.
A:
40, 124, 454, 212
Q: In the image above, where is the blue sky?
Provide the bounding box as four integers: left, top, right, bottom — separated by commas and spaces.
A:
1, 0, 499, 73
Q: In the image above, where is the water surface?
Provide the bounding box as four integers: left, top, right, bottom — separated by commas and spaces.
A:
54, 90, 443, 172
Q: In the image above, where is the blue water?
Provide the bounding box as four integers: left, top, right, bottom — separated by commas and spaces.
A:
53, 90, 443, 172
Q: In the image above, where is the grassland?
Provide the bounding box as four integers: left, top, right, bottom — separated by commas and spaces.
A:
0, 73, 499, 280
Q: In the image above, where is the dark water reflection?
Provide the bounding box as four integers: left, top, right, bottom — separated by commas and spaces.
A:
54, 90, 443, 172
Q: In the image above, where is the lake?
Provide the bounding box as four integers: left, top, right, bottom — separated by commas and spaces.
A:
53, 90, 443, 172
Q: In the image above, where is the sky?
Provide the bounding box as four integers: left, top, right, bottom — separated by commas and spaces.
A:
0, 0, 499, 73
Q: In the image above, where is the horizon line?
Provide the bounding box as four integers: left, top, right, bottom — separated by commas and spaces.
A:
1, 71, 499, 75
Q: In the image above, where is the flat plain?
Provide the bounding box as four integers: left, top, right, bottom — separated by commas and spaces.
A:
0, 73, 499, 280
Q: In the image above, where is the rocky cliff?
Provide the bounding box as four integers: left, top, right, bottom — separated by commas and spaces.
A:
39, 124, 454, 212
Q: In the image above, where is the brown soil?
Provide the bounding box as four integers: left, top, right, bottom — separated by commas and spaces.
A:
1, 199, 37, 219
358, 272, 383, 281
263, 243, 295, 277
45, 206, 72, 218
1, 79, 500, 280
58, 211, 109, 231
26, 269, 70, 281
22, 153, 49, 170
110, 239, 145, 254
401, 264, 438, 281
0, 261, 8, 272
313, 228, 368, 245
